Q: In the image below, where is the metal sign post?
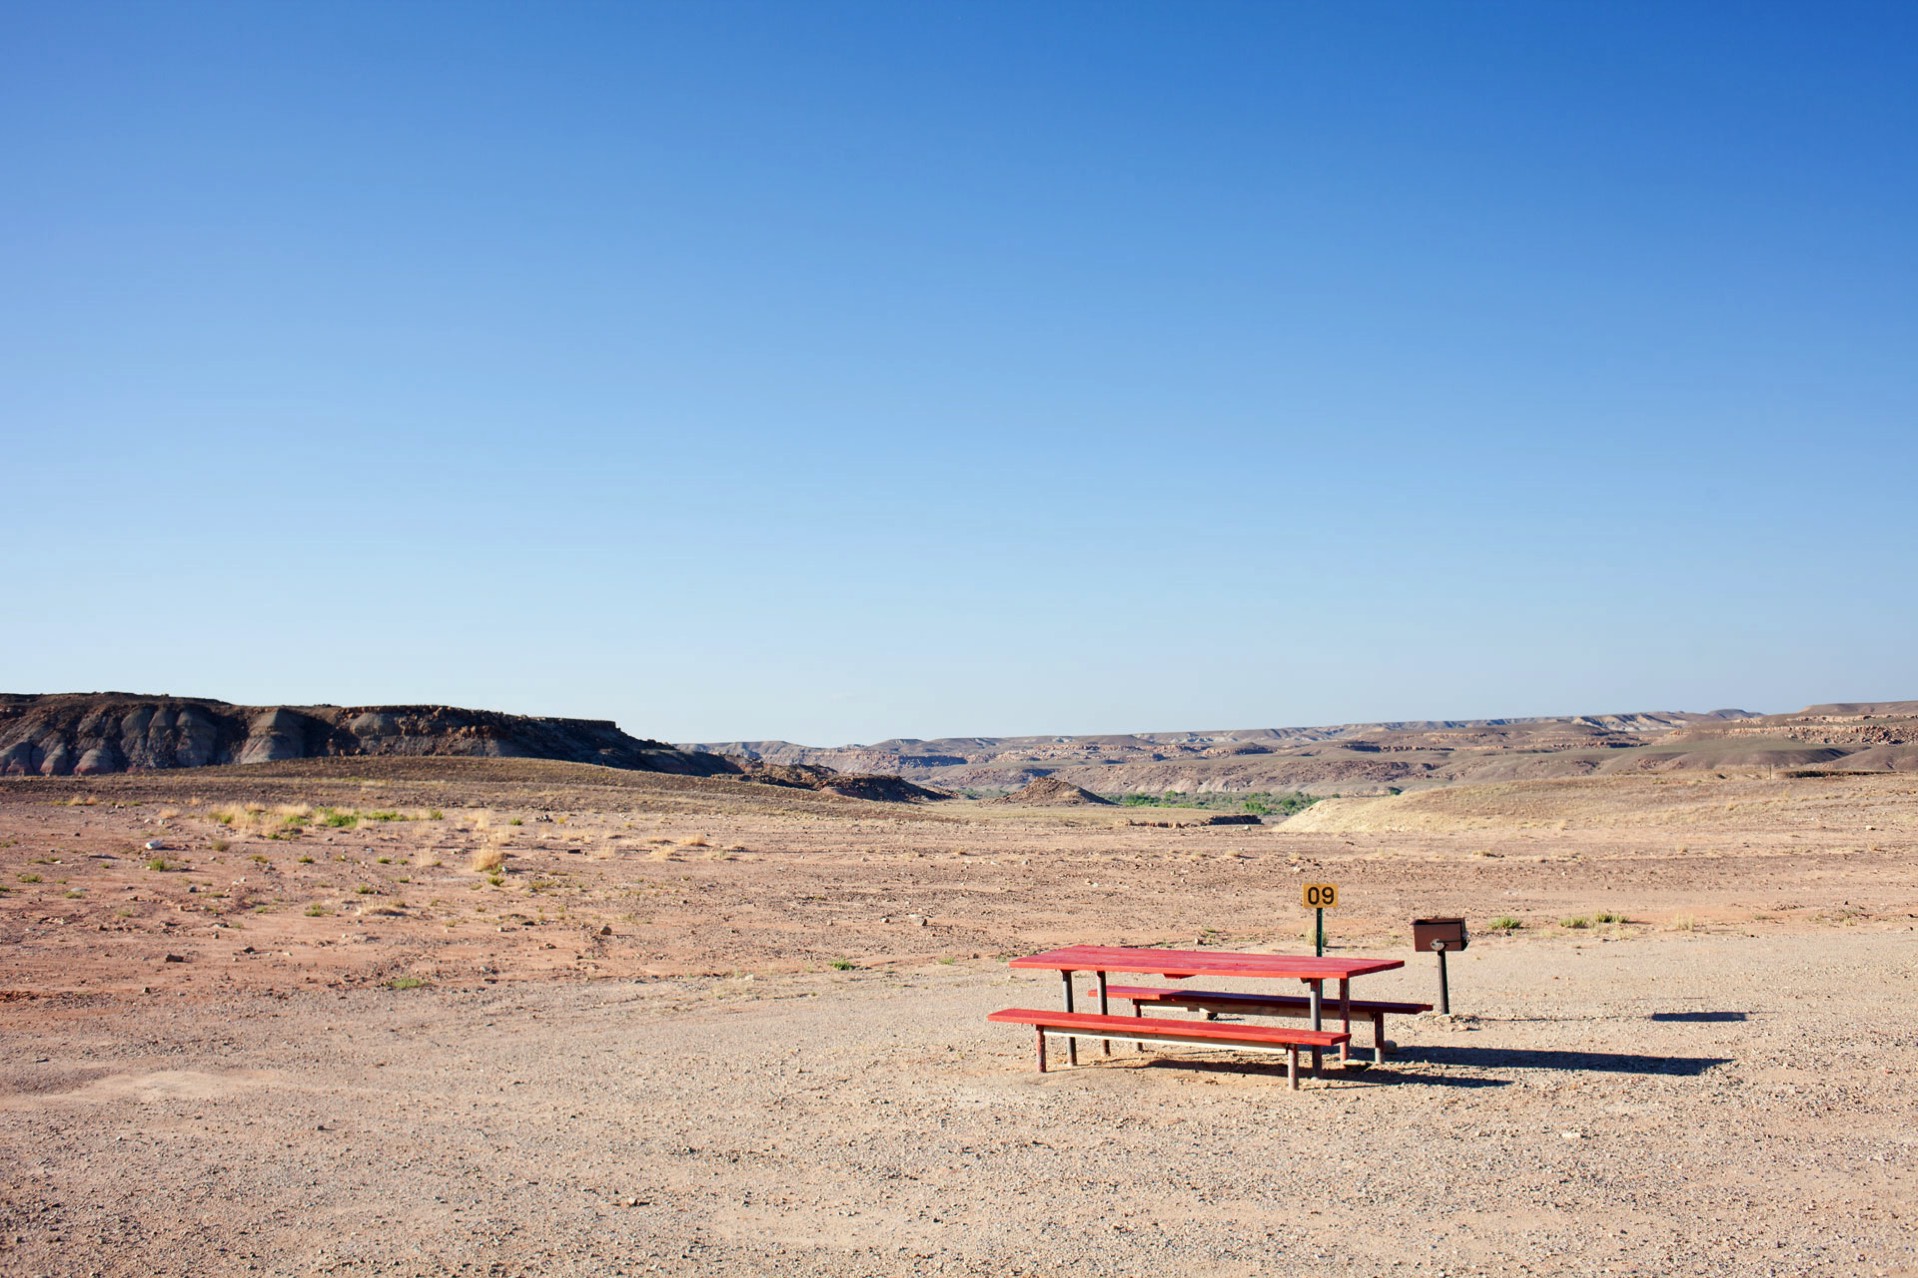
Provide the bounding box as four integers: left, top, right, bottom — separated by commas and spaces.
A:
1301, 883, 1338, 957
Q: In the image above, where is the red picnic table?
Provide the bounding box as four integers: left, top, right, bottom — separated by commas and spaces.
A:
1009, 944, 1405, 1069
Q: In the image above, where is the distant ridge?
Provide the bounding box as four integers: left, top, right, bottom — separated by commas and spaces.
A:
0, 693, 946, 802
689, 704, 1918, 795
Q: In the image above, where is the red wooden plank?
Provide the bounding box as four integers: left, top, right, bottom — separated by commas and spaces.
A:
1104, 985, 1431, 1015
1009, 945, 1403, 980
987, 1007, 1349, 1048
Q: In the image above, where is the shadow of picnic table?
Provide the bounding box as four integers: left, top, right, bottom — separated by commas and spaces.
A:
1398, 1044, 1733, 1077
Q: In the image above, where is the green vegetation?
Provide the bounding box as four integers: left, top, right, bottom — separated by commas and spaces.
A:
829, 959, 857, 970
355, 884, 376, 895
1488, 915, 1522, 931
304, 904, 330, 917
143, 858, 169, 873
296, 855, 315, 864
1594, 910, 1625, 924
1112, 789, 1321, 817
1559, 916, 1592, 930
388, 975, 430, 990
321, 809, 359, 829
18, 873, 42, 884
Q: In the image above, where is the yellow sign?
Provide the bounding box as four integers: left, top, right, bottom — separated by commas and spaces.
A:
1302, 882, 1339, 909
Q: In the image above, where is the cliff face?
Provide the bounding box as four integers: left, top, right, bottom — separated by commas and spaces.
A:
0, 694, 744, 779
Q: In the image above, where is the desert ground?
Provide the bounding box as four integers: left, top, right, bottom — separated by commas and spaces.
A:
3, 759, 1916, 1276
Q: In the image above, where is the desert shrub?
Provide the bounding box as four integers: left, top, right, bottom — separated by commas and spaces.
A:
470, 848, 506, 874
1594, 910, 1625, 924
1488, 915, 1522, 931
388, 976, 429, 990
1559, 916, 1592, 929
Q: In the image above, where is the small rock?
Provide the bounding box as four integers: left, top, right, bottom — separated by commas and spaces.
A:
599, 925, 613, 936
144, 839, 167, 851
163, 954, 185, 963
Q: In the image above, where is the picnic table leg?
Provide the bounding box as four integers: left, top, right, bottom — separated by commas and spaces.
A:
1373, 1011, 1386, 1064
1308, 979, 1323, 1075
1036, 1026, 1048, 1073
1287, 1044, 1299, 1090
1133, 999, 1144, 1051
1339, 978, 1351, 1063
1060, 970, 1078, 1066
1097, 970, 1112, 1055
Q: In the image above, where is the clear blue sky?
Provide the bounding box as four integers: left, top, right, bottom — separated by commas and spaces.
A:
5, 1, 1914, 745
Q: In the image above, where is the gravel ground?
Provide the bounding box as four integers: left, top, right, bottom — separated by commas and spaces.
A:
4, 930, 1916, 1277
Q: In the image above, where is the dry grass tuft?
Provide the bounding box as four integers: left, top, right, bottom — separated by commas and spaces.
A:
680, 835, 711, 848
469, 847, 506, 874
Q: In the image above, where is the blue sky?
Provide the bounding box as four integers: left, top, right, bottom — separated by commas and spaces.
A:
4, 1, 1914, 744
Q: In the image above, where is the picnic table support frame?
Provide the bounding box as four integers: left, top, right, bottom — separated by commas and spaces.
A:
1339, 978, 1351, 1062
1308, 979, 1323, 1072
1060, 970, 1079, 1065
1097, 969, 1112, 1055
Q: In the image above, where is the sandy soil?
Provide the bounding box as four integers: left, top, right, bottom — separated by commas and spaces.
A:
3, 761, 1916, 1275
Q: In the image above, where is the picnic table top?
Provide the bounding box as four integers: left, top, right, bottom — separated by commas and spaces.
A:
1009, 944, 1404, 982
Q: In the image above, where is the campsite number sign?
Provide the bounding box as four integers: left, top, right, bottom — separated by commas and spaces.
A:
1301, 882, 1339, 909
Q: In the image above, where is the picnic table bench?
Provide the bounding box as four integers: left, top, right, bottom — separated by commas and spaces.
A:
987, 1008, 1349, 1089
1098, 985, 1431, 1063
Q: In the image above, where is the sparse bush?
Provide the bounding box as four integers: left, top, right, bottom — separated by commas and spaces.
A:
1670, 915, 1698, 932
143, 859, 169, 873
1488, 915, 1522, 931
210, 838, 230, 853
355, 884, 376, 894
830, 959, 856, 970
427, 809, 444, 821
388, 976, 429, 990
304, 904, 329, 916
18, 873, 42, 884
322, 809, 359, 829
1559, 916, 1592, 929
470, 848, 506, 874
1594, 910, 1625, 924
508, 818, 524, 827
